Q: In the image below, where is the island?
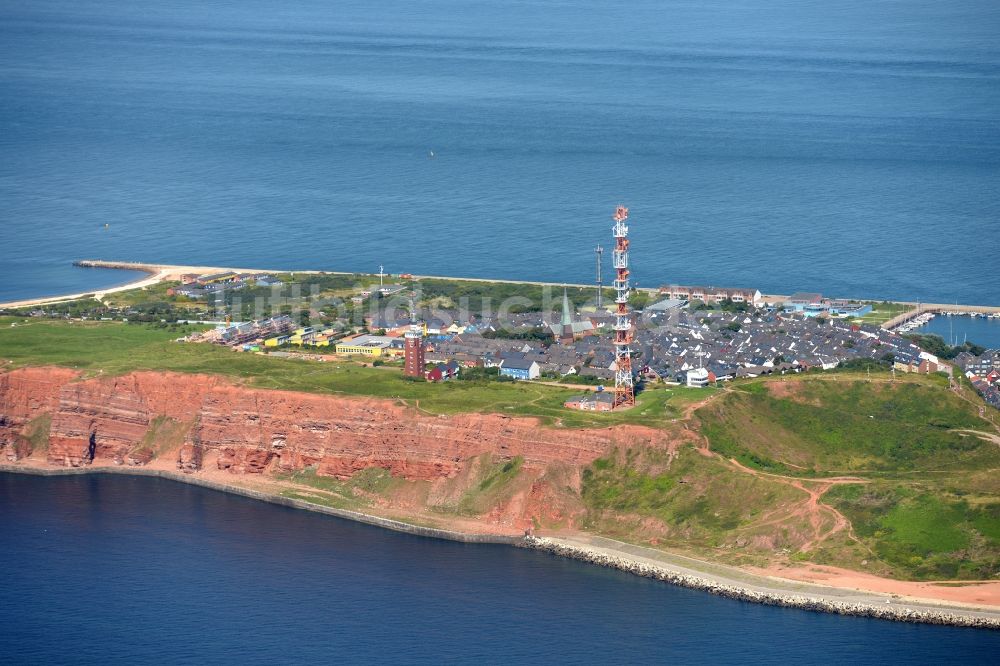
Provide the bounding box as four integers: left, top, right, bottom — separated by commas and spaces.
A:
2, 259, 998, 629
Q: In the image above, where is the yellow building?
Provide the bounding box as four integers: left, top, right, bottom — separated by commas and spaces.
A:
335, 342, 384, 356
335, 333, 394, 357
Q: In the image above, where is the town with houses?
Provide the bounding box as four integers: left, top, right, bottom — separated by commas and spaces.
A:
9, 265, 998, 413
174, 270, 1000, 413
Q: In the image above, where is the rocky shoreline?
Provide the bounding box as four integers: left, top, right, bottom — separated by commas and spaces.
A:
0, 465, 522, 545
3, 464, 998, 630
522, 537, 1000, 630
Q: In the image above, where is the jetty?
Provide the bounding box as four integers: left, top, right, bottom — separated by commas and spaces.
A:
882, 303, 1000, 332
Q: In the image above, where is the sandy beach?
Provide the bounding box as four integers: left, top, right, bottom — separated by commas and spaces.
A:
0, 262, 299, 310
0, 259, 621, 312
4, 260, 999, 316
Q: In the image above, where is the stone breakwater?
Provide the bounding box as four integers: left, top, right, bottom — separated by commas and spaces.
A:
522, 537, 1000, 630
3, 464, 998, 629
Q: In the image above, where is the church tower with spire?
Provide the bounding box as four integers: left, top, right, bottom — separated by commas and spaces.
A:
559, 288, 575, 345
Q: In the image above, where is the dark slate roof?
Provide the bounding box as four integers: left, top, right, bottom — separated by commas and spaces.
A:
501, 357, 537, 370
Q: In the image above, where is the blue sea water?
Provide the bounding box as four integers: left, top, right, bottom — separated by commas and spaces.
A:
1, 0, 999, 304
0, 473, 997, 664
916, 314, 1000, 349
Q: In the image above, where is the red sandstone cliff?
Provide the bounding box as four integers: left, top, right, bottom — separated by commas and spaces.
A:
0, 367, 673, 528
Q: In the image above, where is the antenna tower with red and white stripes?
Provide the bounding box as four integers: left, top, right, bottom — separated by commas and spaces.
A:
612, 205, 635, 408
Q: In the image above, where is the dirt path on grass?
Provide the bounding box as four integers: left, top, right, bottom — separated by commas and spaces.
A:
953, 429, 1000, 446
681, 384, 879, 553
679, 388, 731, 420
683, 395, 870, 554
722, 458, 868, 552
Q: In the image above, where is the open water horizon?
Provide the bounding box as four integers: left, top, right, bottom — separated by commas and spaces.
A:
1, 472, 998, 665
1, 0, 999, 304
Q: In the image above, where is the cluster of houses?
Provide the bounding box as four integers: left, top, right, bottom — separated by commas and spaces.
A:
189, 285, 1000, 415
636, 307, 941, 384
353, 299, 944, 389
653, 285, 873, 319
167, 272, 281, 299
657, 285, 763, 306
200, 315, 295, 347
954, 350, 1000, 409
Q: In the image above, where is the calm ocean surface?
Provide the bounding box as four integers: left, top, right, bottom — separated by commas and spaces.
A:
916, 314, 1000, 349
1, 0, 999, 304
3, 6, 998, 659
1, 473, 997, 665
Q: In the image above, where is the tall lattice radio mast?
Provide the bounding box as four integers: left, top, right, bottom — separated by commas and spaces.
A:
612, 205, 635, 408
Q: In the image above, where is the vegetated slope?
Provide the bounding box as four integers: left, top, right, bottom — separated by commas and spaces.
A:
581, 446, 812, 556
826, 481, 999, 580
275, 454, 590, 532
688, 376, 1000, 580
3, 319, 998, 581
697, 377, 991, 474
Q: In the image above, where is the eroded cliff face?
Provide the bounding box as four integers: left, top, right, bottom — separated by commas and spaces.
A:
0, 367, 76, 461
0, 367, 674, 529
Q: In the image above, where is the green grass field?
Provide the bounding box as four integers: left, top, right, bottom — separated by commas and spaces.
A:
0, 317, 705, 429
696, 377, 995, 474
852, 301, 914, 326
826, 483, 999, 579
581, 446, 805, 551
691, 376, 1000, 579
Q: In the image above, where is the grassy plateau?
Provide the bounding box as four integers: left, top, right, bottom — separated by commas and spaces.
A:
0, 317, 703, 429
2, 315, 997, 581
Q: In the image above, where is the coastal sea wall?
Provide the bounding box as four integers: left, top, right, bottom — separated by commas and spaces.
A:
4, 366, 999, 629
1, 463, 996, 629
523, 537, 1000, 630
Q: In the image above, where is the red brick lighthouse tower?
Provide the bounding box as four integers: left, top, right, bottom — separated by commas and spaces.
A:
404, 298, 425, 378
